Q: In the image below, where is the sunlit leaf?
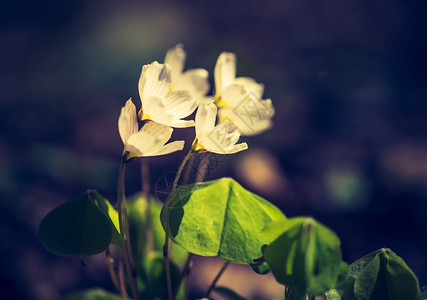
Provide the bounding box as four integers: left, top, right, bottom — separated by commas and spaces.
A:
264, 217, 344, 296
160, 177, 286, 264
89, 190, 123, 249
39, 191, 113, 256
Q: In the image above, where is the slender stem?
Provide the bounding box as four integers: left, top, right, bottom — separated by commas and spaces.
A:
195, 153, 210, 183
174, 253, 193, 299
181, 154, 195, 184
206, 261, 230, 297
184, 268, 192, 300
118, 261, 128, 298
105, 247, 121, 295
117, 160, 139, 300
163, 149, 194, 300
141, 158, 153, 254
285, 287, 291, 300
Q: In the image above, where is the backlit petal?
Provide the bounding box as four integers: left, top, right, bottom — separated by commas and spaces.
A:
221, 84, 248, 108
151, 140, 185, 156
140, 121, 173, 145
118, 99, 138, 145
234, 77, 265, 99
125, 130, 161, 158
195, 101, 217, 136
164, 90, 197, 119
169, 119, 195, 128
141, 96, 174, 126
138, 62, 172, 101
214, 52, 236, 97
165, 44, 185, 76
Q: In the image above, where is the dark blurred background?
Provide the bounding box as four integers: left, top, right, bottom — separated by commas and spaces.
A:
1, 0, 427, 299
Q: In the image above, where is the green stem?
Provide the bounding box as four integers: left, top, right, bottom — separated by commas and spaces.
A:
206, 261, 230, 297
174, 253, 193, 299
163, 149, 194, 300
141, 158, 153, 254
195, 153, 210, 183
181, 154, 195, 184
118, 261, 128, 298
105, 247, 121, 295
117, 160, 139, 299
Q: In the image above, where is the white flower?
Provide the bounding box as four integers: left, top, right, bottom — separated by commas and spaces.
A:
217, 93, 274, 136
213, 52, 274, 135
165, 44, 211, 105
119, 99, 184, 161
138, 61, 198, 128
192, 101, 248, 154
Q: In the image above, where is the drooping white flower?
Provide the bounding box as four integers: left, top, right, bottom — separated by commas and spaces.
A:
119, 99, 184, 161
138, 61, 198, 128
164, 44, 211, 105
192, 101, 248, 154
213, 52, 274, 135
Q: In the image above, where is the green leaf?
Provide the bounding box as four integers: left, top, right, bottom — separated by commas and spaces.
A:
346, 248, 421, 300
160, 177, 286, 264
213, 286, 247, 300
250, 260, 270, 275
39, 191, 113, 256
264, 217, 343, 296
127, 194, 188, 266
142, 251, 181, 299
384, 249, 421, 300
325, 262, 355, 300
325, 289, 344, 300
55, 288, 126, 299
88, 190, 123, 249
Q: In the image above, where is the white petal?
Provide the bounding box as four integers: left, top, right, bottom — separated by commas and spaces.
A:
221, 84, 248, 107
150, 140, 185, 156
218, 108, 273, 136
164, 44, 186, 76
138, 62, 172, 101
198, 121, 247, 154
164, 90, 197, 119
125, 130, 162, 158
118, 99, 138, 145
214, 52, 236, 97
169, 119, 195, 128
140, 121, 173, 145
196, 96, 213, 106
141, 96, 174, 126
177, 68, 210, 96
195, 101, 217, 136
234, 77, 265, 99
221, 142, 248, 154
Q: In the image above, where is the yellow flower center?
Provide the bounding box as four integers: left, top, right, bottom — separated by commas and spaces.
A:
214, 95, 227, 108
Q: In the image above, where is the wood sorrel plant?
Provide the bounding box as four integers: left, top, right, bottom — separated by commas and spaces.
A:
38, 45, 423, 300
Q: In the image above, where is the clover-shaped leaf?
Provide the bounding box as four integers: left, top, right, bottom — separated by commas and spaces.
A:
160, 177, 286, 264
39, 191, 113, 256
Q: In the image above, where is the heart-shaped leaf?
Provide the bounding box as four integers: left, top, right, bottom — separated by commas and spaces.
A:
160, 177, 286, 264
348, 248, 421, 300
264, 217, 344, 296
39, 191, 113, 256
88, 190, 123, 249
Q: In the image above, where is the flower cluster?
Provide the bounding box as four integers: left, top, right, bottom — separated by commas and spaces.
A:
118, 44, 275, 161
